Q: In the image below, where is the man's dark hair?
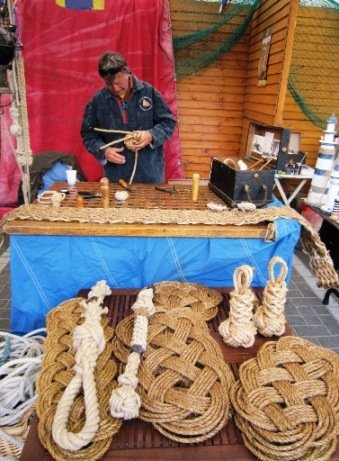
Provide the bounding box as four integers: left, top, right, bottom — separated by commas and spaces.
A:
98, 51, 129, 78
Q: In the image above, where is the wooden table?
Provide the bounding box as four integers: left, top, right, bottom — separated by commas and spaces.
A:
19, 287, 339, 461
5, 182, 271, 238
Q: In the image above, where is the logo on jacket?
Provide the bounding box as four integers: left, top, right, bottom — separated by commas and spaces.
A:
139, 96, 152, 111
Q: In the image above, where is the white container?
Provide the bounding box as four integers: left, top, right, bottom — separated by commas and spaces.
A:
66, 169, 77, 186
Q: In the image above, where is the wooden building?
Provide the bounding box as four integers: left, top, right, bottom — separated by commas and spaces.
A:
170, 0, 339, 179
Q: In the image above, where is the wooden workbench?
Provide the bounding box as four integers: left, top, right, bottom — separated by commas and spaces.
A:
18, 288, 339, 461
4, 182, 272, 238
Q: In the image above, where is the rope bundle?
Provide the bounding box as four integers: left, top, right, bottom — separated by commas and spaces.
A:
113, 283, 234, 443
253, 256, 288, 337
0, 329, 45, 460
231, 336, 339, 461
218, 265, 258, 348
36, 282, 122, 461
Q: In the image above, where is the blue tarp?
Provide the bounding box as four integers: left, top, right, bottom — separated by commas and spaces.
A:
9, 212, 301, 334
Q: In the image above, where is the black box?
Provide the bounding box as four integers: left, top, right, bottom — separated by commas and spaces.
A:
245, 122, 291, 171
209, 158, 274, 208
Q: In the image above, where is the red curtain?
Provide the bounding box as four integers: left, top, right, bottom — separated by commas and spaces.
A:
4, 0, 183, 193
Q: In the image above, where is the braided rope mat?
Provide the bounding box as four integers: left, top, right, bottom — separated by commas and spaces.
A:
231, 336, 339, 461
3, 204, 338, 288
36, 298, 122, 461
153, 281, 223, 321
113, 282, 234, 443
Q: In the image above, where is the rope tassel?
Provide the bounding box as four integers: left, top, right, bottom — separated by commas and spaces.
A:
253, 256, 288, 337
110, 288, 156, 420
51, 280, 111, 451
218, 265, 257, 348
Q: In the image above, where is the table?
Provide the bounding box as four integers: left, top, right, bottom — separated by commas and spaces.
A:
19, 288, 339, 461
4, 183, 301, 334
306, 204, 339, 304
274, 171, 313, 206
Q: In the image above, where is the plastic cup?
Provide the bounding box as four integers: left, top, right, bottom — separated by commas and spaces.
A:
66, 169, 77, 186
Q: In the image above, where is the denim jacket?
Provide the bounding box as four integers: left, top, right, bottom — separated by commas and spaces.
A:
80, 74, 176, 183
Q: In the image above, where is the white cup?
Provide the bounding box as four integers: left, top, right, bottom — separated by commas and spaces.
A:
66, 169, 77, 186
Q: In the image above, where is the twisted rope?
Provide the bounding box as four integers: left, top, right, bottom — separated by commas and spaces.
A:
110, 288, 156, 420
218, 265, 258, 348
231, 336, 339, 461
52, 281, 111, 451
37, 284, 122, 461
253, 256, 289, 337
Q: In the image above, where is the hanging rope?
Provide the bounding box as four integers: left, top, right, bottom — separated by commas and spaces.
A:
110, 288, 156, 420
218, 265, 258, 348
51, 280, 111, 451
253, 256, 289, 337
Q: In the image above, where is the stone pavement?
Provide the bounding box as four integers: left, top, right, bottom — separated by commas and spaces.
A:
1, 234, 338, 353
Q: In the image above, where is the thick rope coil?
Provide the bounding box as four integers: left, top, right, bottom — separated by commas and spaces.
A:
218, 265, 258, 348
110, 288, 156, 420
0, 329, 45, 427
52, 281, 111, 451
253, 256, 288, 337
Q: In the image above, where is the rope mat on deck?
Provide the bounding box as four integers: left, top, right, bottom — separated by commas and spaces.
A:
231, 336, 339, 461
113, 282, 234, 443
2, 204, 338, 289
36, 296, 122, 461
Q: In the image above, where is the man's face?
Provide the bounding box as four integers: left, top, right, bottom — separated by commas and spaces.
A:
104, 71, 130, 97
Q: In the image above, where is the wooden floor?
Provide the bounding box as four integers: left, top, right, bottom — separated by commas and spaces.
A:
19, 288, 339, 461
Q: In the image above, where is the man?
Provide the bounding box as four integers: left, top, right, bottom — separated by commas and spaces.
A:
80, 51, 176, 183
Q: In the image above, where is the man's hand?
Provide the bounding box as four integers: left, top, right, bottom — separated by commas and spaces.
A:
104, 146, 126, 164
130, 130, 153, 151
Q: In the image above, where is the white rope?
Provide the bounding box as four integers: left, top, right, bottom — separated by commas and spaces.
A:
0, 329, 46, 426
110, 288, 156, 420
52, 280, 111, 451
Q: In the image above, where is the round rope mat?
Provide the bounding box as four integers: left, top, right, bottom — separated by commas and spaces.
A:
153, 281, 223, 321
113, 305, 234, 443
231, 336, 339, 461
36, 297, 122, 461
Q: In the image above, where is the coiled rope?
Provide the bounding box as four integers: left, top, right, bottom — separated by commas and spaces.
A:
253, 256, 289, 337
218, 265, 258, 348
0, 329, 45, 427
51, 280, 111, 451
110, 287, 156, 420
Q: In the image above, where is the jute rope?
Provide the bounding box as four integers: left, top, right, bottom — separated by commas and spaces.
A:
3, 204, 338, 288
153, 281, 223, 321
112, 284, 233, 442
51, 281, 112, 451
110, 288, 156, 420
218, 265, 258, 348
231, 336, 339, 461
36, 286, 122, 461
253, 256, 288, 337
113, 305, 234, 443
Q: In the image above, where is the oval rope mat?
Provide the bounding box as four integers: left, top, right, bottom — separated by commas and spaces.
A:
36, 297, 122, 461
113, 304, 234, 443
153, 281, 223, 321
231, 336, 339, 461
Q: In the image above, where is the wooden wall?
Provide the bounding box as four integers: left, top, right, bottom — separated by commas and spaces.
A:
169, 0, 338, 179
281, 7, 339, 166
170, 0, 251, 179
